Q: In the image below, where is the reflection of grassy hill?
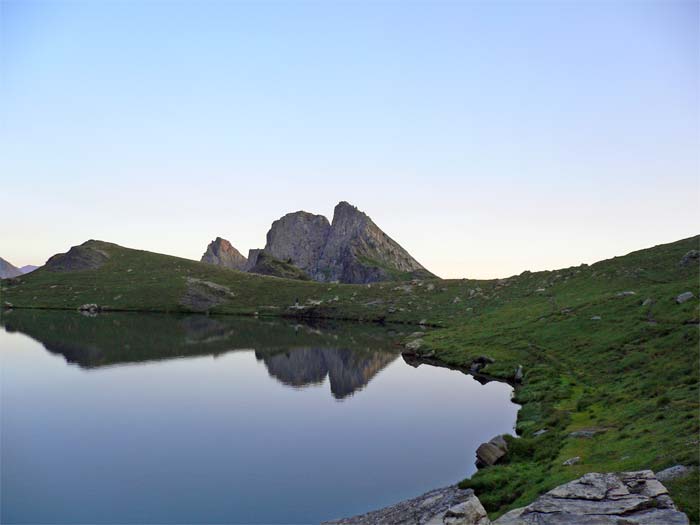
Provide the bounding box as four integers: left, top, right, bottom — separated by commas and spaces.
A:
0, 309, 399, 369
2, 236, 698, 520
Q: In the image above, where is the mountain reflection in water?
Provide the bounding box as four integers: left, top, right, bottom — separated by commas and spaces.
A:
0, 309, 401, 398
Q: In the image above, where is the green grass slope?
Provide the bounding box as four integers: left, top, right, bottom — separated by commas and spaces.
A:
2, 236, 698, 520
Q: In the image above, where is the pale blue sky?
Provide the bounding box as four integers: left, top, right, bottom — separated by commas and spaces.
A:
1, 0, 698, 278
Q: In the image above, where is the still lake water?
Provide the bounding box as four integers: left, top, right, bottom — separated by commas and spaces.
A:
1, 310, 518, 524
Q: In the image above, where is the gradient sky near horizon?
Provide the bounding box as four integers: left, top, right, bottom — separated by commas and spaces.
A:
1, 0, 698, 278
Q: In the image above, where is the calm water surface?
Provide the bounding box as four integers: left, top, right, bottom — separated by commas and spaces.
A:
1, 310, 518, 524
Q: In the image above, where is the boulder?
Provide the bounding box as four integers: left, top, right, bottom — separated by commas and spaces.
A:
676, 292, 694, 304
679, 250, 699, 267
656, 465, 695, 482
442, 497, 490, 525
615, 291, 636, 297
493, 470, 689, 524
476, 435, 508, 468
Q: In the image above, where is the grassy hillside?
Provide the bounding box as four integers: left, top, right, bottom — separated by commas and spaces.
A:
2, 236, 698, 520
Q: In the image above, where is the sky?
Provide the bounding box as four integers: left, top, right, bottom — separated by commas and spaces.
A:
1, 0, 698, 279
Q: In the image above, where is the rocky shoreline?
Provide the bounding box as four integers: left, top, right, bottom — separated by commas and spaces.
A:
323, 470, 690, 524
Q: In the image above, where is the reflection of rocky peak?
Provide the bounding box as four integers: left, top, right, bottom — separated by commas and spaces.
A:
201, 237, 247, 271
259, 346, 398, 399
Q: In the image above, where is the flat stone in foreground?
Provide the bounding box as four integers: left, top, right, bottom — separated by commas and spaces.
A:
494, 470, 688, 524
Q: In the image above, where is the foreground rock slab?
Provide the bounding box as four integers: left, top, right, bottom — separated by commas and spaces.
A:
494, 470, 688, 524
322, 485, 488, 525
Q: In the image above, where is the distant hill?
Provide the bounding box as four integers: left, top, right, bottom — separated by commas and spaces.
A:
204, 201, 434, 284
0, 257, 22, 279
19, 265, 39, 274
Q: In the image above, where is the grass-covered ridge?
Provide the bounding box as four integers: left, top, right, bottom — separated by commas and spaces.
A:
2, 236, 698, 521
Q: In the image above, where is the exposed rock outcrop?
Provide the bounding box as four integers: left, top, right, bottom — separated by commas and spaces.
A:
44, 240, 111, 272
201, 237, 247, 270
493, 470, 689, 524
322, 485, 488, 525
244, 201, 434, 284
0, 257, 22, 279
323, 470, 689, 525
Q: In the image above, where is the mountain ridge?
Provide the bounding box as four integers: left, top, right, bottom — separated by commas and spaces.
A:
204, 201, 434, 283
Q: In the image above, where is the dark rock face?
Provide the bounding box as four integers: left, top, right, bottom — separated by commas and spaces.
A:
0, 257, 22, 279
44, 241, 110, 272
259, 201, 434, 284
201, 237, 247, 271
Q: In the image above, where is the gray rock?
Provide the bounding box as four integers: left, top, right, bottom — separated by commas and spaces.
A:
590, 316, 601, 321
562, 456, 581, 466
245, 248, 264, 270
201, 237, 247, 270
642, 298, 654, 307
569, 428, 605, 438
264, 210, 331, 274
533, 429, 548, 436
476, 435, 509, 468
656, 465, 695, 482
442, 497, 490, 525
404, 338, 423, 353
514, 365, 523, 382
78, 303, 101, 313
676, 292, 694, 304
493, 470, 689, 524
322, 485, 489, 525
616, 291, 636, 297
680, 250, 699, 267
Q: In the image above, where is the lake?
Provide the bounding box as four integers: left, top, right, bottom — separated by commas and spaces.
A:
0, 310, 519, 524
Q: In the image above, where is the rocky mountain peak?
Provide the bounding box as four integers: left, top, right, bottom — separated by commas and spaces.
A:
201, 237, 247, 271
202, 201, 435, 283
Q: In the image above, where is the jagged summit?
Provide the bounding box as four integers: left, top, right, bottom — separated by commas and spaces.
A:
206, 201, 434, 283
201, 237, 247, 271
